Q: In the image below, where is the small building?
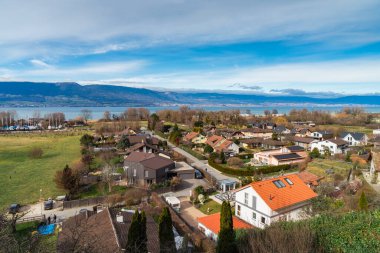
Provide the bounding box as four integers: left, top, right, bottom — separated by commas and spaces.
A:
340, 132, 368, 146
253, 146, 307, 166
290, 136, 316, 151
170, 161, 195, 180
297, 171, 324, 187
234, 175, 317, 229
309, 131, 333, 141
218, 179, 237, 192
197, 212, 252, 241
241, 128, 273, 139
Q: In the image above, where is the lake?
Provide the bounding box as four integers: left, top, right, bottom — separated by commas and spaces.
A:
1, 105, 380, 120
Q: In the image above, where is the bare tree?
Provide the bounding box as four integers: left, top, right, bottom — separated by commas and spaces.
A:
80, 109, 92, 124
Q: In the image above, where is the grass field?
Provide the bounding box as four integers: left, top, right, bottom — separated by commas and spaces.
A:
318, 124, 375, 135
198, 199, 222, 214
0, 132, 82, 210
307, 158, 353, 182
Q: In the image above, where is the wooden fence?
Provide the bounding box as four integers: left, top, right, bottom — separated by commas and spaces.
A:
17, 214, 46, 224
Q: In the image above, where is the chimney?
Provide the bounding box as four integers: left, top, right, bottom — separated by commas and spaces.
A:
116, 213, 124, 223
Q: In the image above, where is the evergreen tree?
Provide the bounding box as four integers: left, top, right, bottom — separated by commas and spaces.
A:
158, 207, 176, 253
54, 165, 78, 198
220, 152, 226, 164
358, 191, 368, 211
127, 210, 141, 252
139, 211, 148, 253
118, 135, 131, 149
80, 134, 94, 147
217, 201, 237, 253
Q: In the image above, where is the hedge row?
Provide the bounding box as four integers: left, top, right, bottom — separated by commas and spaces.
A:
208, 159, 291, 176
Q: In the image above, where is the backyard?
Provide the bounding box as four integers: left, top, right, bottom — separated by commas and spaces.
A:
307, 158, 353, 182
0, 132, 82, 210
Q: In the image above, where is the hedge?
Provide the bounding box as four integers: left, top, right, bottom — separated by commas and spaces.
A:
208, 159, 291, 176
237, 153, 254, 159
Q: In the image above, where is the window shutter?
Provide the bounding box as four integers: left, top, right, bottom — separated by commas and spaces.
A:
252, 196, 256, 209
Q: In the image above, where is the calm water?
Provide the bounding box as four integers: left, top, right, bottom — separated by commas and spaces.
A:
1, 105, 380, 120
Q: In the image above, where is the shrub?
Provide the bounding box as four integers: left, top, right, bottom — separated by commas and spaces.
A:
227, 157, 244, 167
29, 147, 43, 159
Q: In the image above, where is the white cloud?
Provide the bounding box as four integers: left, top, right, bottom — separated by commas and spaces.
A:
30, 59, 51, 68
0, 0, 379, 59
77, 58, 380, 94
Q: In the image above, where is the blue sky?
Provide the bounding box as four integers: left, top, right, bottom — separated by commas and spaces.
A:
1, 0, 380, 96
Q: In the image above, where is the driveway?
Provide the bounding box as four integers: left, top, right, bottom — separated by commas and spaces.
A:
151, 132, 236, 182
178, 197, 206, 230
22, 202, 94, 222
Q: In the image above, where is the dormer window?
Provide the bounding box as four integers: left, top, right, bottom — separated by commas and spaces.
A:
284, 178, 293, 185
273, 180, 286, 188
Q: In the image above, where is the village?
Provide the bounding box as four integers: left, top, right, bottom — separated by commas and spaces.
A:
2, 107, 380, 252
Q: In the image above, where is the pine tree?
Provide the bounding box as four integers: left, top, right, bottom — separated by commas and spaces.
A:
217, 201, 237, 253
127, 210, 141, 253
158, 207, 176, 253
358, 191, 368, 211
139, 211, 148, 253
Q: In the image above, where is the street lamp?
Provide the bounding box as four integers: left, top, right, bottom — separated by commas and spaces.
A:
40, 189, 43, 215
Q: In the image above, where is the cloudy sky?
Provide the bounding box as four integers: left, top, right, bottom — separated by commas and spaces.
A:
1, 0, 380, 95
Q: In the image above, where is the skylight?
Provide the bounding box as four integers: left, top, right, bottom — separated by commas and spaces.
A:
284, 178, 294, 185
273, 180, 286, 188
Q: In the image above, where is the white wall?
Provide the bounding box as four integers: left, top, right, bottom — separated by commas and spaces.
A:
311, 140, 343, 154
198, 223, 218, 241
235, 186, 310, 229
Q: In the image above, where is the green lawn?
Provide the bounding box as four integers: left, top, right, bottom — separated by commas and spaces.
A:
307, 158, 353, 182
16, 221, 57, 252
198, 199, 222, 215
0, 133, 82, 210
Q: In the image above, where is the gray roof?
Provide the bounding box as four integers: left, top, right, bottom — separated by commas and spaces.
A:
326, 138, 348, 146
286, 146, 305, 152
272, 153, 302, 161
140, 156, 175, 170
340, 132, 366, 140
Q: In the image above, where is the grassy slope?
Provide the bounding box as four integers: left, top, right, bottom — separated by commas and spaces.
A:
307, 158, 352, 182
0, 133, 81, 210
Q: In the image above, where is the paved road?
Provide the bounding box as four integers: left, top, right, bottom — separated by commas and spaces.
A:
151, 132, 236, 182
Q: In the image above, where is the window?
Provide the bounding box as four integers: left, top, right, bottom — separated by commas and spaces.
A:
261, 216, 266, 224
133, 169, 137, 177
244, 193, 249, 205
145, 171, 149, 178
273, 180, 286, 188
237, 205, 241, 216
284, 178, 293, 185
252, 196, 257, 209
252, 212, 256, 220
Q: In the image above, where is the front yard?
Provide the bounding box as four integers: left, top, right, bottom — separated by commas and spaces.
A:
198, 199, 222, 215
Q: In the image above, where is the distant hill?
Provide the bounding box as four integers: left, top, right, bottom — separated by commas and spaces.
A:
0, 82, 380, 107
0, 82, 173, 106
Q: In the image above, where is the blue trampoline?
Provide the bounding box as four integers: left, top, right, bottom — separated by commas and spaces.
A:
38, 224, 55, 235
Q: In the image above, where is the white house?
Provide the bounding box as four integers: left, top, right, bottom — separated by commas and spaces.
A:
310, 138, 349, 155
309, 131, 333, 140
340, 132, 368, 146
234, 175, 317, 229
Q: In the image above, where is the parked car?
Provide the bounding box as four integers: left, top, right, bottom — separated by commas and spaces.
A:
195, 169, 203, 179
44, 199, 54, 210
9, 204, 21, 214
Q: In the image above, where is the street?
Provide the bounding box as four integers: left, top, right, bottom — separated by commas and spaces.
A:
151, 132, 236, 182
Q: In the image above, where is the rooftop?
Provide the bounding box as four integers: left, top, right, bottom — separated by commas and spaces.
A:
240, 174, 317, 211
197, 212, 252, 235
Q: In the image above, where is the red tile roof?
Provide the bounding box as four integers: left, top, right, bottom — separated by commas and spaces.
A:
297, 171, 323, 186
206, 135, 225, 147
242, 174, 317, 211
197, 213, 252, 235
184, 132, 199, 141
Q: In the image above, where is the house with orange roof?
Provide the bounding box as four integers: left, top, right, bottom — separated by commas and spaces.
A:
197, 212, 252, 241
184, 131, 206, 144
234, 174, 317, 229
206, 135, 240, 155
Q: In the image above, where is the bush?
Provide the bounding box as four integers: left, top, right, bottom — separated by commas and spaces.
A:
29, 147, 43, 159
227, 157, 244, 167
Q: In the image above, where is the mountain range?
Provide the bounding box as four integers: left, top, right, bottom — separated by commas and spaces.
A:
0, 82, 379, 107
